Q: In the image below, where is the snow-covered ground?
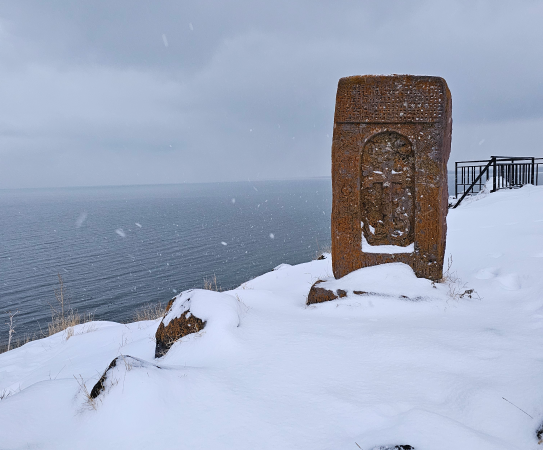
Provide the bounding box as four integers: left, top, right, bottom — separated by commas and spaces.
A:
1, 185, 543, 449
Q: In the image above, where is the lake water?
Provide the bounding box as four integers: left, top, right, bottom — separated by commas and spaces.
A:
0, 175, 458, 346
0, 179, 333, 345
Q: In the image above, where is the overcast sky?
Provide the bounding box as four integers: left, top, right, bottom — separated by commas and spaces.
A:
1, 0, 542, 189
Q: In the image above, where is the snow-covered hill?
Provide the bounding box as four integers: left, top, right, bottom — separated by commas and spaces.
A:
1, 185, 543, 450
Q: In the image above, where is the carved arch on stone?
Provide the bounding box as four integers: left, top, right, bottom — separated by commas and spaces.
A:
359, 131, 415, 248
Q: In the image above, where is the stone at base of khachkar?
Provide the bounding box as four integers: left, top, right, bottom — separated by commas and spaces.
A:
306, 280, 347, 305
306, 263, 448, 306
331, 75, 452, 281
306, 279, 415, 305
155, 295, 206, 358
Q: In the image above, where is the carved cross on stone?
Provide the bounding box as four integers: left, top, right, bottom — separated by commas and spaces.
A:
360, 131, 415, 248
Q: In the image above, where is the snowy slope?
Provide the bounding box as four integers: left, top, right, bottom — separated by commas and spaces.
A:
1, 185, 543, 450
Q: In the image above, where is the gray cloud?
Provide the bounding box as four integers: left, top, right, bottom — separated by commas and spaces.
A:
1, 0, 542, 188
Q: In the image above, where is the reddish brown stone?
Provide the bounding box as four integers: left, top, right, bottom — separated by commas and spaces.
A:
307, 281, 339, 305
307, 282, 351, 305
331, 75, 452, 281
155, 297, 206, 358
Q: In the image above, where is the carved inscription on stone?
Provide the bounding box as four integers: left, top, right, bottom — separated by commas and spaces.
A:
360, 131, 414, 248
335, 77, 445, 124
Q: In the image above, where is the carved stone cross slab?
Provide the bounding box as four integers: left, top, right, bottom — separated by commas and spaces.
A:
331, 75, 452, 281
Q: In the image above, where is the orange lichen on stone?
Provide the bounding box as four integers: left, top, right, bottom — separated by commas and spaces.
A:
331, 75, 452, 281
155, 297, 206, 358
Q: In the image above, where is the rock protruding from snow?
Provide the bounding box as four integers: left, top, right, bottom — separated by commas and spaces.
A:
372, 446, 414, 450
306, 262, 448, 306
155, 291, 206, 358
90, 355, 160, 399
155, 289, 242, 358
306, 280, 347, 305
537, 422, 543, 445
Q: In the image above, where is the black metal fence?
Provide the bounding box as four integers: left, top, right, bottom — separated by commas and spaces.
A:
453, 156, 543, 208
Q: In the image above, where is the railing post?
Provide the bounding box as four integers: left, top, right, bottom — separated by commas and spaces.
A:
532, 157, 535, 185
492, 157, 497, 192
453, 160, 492, 208
455, 161, 458, 198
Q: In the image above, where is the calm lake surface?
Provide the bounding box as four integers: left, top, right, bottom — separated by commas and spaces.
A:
0, 179, 333, 345
0, 175, 457, 346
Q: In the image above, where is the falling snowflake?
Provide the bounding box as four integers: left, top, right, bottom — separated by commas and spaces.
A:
115, 229, 126, 238
75, 212, 87, 228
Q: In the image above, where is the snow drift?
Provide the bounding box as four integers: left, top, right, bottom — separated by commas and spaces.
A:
1, 185, 543, 449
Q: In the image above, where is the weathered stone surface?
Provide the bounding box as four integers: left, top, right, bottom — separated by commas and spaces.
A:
307, 280, 420, 305
155, 297, 206, 358
90, 357, 118, 399
361, 131, 415, 248
332, 75, 452, 281
307, 281, 339, 305
90, 355, 160, 399
306, 282, 351, 305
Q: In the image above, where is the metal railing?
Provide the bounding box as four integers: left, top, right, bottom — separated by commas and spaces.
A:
453, 156, 543, 208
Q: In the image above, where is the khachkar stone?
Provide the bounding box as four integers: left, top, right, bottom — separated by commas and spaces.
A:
331, 75, 452, 281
